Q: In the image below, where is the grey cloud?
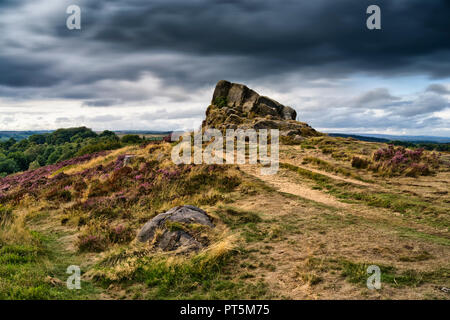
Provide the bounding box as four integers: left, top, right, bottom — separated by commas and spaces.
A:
82, 99, 120, 107
55, 117, 70, 123
356, 88, 400, 105
89, 115, 122, 122
389, 93, 450, 117
298, 85, 449, 136
426, 84, 450, 95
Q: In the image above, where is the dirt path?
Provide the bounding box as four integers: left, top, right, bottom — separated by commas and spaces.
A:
240, 163, 446, 238
240, 164, 349, 209
281, 159, 373, 187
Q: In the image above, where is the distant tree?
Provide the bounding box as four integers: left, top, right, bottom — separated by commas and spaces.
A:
0, 127, 138, 177
47, 149, 62, 165
10, 139, 29, 152
9, 151, 29, 171
121, 134, 142, 144
43, 146, 55, 159
28, 160, 40, 170
2, 138, 16, 150
99, 130, 118, 139
0, 158, 19, 175
28, 134, 48, 145
36, 155, 46, 166
76, 140, 121, 156
24, 144, 46, 163
46, 127, 97, 145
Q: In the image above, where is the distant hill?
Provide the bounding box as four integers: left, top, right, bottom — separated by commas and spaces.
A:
328, 133, 450, 144
0, 130, 172, 141
0, 131, 53, 141
113, 130, 172, 135
328, 133, 450, 152
328, 133, 390, 143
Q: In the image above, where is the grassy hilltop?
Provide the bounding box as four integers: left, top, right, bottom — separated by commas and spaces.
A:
0, 129, 449, 299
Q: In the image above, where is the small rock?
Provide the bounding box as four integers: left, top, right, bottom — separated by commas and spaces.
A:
137, 205, 214, 252
123, 155, 135, 166
293, 135, 305, 143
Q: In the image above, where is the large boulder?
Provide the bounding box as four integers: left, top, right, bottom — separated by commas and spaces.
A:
212, 80, 296, 120
204, 80, 322, 142
137, 205, 214, 252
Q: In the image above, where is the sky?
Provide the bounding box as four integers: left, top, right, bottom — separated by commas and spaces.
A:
0, 0, 449, 136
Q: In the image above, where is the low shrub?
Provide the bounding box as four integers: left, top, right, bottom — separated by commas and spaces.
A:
45, 188, 72, 202
107, 224, 134, 244
77, 234, 107, 252
351, 156, 371, 169
213, 96, 228, 108
280, 136, 301, 145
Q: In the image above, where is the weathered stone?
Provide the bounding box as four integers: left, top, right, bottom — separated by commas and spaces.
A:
212, 80, 232, 104
255, 96, 283, 114
137, 205, 214, 252
281, 106, 297, 120
292, 135, 305, 143
204, 80, 322, 141
211, 80, 296, 120
225, 114, 244, 126
253, 119, 281, 130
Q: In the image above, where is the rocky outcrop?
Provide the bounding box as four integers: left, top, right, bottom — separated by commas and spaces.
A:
211, 80, 297, 120
203, 80, 321, 142
137, 205, 214, 252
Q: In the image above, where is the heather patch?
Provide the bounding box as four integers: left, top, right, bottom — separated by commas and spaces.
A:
0, 151, 108, 204
370, 145, 440, 177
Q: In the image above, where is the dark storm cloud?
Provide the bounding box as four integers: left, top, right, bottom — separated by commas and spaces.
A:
1, 0, 450, 92
0, 55, 60, 87
0, 0, 449, 134
84, 0, 450, 81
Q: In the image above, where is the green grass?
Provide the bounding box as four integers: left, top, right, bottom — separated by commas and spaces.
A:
395, 227, 450, 246
137, 256, 265, 299
214, 206, 266, 243
331, 191, 449, 229
0, 230, 98, 300
339, 260, 449, 288
303, 257, 449, 288
302, 156, 371, 182
92, 246, 270, 299
281, 162, 331, 184
215, 206, 262, 229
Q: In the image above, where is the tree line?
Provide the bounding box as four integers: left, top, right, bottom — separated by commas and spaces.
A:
0, 127, 145, 177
